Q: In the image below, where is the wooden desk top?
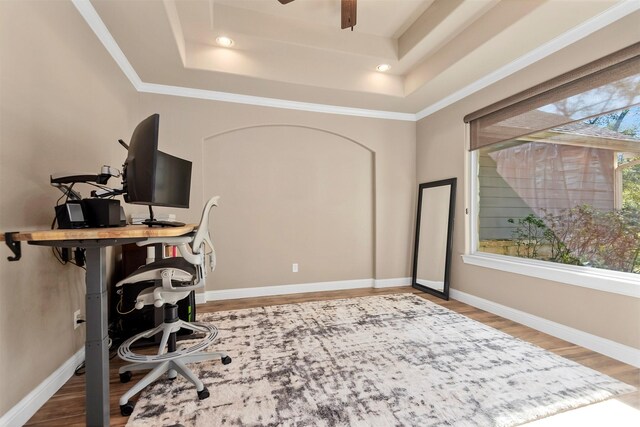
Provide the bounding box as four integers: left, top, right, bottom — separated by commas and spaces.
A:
1, 224, 196, 242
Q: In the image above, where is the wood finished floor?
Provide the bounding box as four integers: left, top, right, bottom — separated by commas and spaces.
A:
26, 286, 640, 426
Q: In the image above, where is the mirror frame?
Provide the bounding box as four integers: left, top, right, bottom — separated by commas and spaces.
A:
411, 178, 457, 300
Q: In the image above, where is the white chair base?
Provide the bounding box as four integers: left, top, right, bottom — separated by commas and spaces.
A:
118, 321, 219, 363
117, 318, 231, 416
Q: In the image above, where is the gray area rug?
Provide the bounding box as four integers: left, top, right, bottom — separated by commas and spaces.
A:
126, 294, 635, 426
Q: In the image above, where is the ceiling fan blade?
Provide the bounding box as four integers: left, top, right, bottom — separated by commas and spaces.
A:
341, 0, 357, 30
277, 0, 295, 4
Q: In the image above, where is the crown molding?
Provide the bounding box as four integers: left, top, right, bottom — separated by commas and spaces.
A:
72, 0, 142, 88
72, 0, 639, 123
70, 0, 415, 122
415, 0, 640, 120
138, 82, 417, 121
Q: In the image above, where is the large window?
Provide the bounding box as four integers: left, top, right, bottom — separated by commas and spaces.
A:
464, 43, 640, 285
477, 107, 640, 274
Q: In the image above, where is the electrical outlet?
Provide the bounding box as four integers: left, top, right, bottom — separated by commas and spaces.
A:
292, 263, 299, 273
73, 310, 82, 330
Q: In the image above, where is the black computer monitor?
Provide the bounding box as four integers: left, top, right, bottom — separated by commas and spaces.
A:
122, 114, 192, 226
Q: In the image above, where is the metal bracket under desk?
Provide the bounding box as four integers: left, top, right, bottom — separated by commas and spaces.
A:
4, 232, 21, 261
28, 237, 146, 248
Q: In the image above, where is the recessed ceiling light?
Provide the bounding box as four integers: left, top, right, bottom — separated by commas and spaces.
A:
216, 36, 234, 47
376, 64, 391, 72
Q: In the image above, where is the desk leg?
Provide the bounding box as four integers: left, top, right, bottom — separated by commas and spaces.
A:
84, 247, 110, 426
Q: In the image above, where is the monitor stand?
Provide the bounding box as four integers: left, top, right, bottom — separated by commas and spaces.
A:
143, 206, 185, 228
143, 220, 185, 228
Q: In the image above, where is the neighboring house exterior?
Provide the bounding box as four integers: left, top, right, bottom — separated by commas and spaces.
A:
479, 113, 639, 245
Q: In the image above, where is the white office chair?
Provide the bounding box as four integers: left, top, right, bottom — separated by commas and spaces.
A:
115, 196, 231, 416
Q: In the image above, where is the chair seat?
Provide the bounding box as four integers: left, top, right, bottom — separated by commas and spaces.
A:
122, 257, 197, 286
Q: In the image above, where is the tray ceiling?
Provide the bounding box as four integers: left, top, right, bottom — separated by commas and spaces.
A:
89, 0, 633, 115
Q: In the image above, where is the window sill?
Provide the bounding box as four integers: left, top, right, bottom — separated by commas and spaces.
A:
462, 253, 640, 299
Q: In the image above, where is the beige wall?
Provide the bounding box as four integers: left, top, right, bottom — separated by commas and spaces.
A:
203, 126, 373, 288
416, 12, 640, 349
130, 94, 416, 290
0, 0, 136, 415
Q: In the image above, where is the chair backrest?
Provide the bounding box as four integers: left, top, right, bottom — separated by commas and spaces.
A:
192, 196, 220, 254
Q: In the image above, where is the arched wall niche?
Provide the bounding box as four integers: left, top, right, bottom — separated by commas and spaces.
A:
202, 124, 375, 290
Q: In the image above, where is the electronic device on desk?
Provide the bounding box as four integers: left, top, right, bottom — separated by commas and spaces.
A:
54, 201, 86, 229
119, 113, 192, 227
51, 165, 126, 229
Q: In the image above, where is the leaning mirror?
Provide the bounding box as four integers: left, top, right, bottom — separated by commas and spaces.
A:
412, 178, 456, 300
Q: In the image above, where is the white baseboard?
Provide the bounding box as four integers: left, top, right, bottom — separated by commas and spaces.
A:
201, 278, 411, 302
204, 279, 373, 301
1, 348, 85, 427
373, 277, 411, 288
449, 289, 640, 368
195, 292, 207, 305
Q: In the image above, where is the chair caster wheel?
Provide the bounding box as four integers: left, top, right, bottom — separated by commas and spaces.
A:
120, 402, 135, 416
198, 387, 210, 400
221, 356, 232, 365
119, 371, 132, 383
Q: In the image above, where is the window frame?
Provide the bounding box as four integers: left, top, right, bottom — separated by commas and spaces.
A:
616, 156, 640, 209
463, 134, 640, 299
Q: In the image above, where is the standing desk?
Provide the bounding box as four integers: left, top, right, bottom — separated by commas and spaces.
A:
2, 224, 196, 426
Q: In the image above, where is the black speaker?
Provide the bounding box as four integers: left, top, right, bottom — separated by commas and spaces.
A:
82, 198, 121, 228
